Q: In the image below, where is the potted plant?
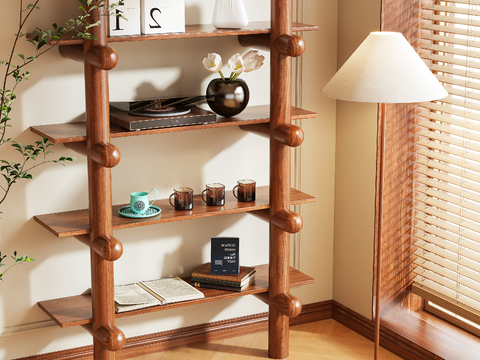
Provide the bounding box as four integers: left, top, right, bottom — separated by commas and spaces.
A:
202, 50, 265, 117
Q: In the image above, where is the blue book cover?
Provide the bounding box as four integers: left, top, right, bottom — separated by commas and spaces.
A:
210, 237, 240, 275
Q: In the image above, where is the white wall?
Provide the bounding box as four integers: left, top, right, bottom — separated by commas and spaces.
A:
0, 1, 339, 359
332, 0, 380, 318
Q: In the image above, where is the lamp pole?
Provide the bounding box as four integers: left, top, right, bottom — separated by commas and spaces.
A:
374, 102, 387, 359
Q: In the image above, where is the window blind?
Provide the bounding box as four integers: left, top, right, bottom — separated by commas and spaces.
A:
412, 0, 480, 326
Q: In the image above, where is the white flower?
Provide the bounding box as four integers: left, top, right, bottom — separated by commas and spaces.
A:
202, 53, 223, 73
203, 51, 264, 82
242, 50, 265, 73
228, 53, 245, 74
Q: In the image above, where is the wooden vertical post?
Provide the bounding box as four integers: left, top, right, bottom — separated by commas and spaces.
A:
269, 0, 293, 358
84, 5, 122, 360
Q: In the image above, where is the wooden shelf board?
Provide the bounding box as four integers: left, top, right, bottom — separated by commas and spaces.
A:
38, 265, 314, 328
38, 22, 319, 46
34, 186, 315, 238
30, 105, 317, 144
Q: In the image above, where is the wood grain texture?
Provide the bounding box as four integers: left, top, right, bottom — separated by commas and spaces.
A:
373, 4, 480, 360
18, 302, 411, 360
29, 22, 318, 46
34, 186, 315, 238
268, 0, 294, 358
30, 106, 316, 144
28, 1, 319, 358
238, 34, 272, 51
272, 123, 304, 147
37, 265, 314, 328
377, 0, 433, 319
74, 234, 123, 262
332, 301, 439, 360
272, 34, 306, 57
381, 308, 480, 360
23, 300, 469, 360
82, 5, 120, 359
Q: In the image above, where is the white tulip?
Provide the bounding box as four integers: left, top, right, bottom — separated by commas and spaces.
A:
202, 53, 223, 73
242, 50, 265, 73
228, 53, 245, 74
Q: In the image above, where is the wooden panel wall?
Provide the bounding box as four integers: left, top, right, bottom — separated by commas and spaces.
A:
376, 0, 435, 317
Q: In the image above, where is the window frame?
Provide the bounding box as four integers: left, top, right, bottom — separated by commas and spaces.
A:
377, 0, 480, 358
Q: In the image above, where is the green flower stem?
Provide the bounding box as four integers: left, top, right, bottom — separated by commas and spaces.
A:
230, 72, 242, 82
218, 70, 225, 82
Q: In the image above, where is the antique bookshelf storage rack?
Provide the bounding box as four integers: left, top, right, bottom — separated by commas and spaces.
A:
30, 2, 318, 359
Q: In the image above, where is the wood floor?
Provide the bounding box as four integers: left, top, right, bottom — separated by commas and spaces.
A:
130, 319, 401, 360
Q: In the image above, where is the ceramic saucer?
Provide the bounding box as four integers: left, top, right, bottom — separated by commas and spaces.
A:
118, 205, 161, 218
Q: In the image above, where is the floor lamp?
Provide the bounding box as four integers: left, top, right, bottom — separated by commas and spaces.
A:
321, 32, 448, 359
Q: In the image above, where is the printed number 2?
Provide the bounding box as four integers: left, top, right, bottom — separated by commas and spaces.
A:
149, 8, 162, 29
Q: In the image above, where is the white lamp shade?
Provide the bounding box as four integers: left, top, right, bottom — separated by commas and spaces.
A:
321, 32, 448, 103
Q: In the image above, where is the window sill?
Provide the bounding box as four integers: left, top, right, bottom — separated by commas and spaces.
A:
382, 308, 480, 360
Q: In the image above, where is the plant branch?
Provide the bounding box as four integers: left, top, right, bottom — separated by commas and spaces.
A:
0, 251, 34, 281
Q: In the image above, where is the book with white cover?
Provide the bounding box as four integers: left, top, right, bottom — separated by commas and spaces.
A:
114, 276, 204, 313
114, 283, 164, 313
139, 276, 205, 303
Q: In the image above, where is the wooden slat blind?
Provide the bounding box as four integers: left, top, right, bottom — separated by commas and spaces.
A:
413, 0, 480, 326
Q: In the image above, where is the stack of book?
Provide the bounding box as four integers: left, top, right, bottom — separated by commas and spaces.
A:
191, 262, 256, 292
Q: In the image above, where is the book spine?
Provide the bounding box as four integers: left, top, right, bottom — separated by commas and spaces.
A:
191, 276, 253, 287
192, 270, 256, 283
191, 281, 242, 292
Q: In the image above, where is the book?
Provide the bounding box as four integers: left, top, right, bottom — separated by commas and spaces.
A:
192, 262, 255, 285
114, 276, 204, 313
192, 275, 256, 292
191, 270, 255, 287
191, 273, 255, 287
210, 237, 240, 275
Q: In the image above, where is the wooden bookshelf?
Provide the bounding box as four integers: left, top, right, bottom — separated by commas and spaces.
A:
30, 105, 316, 144
34, 186, 315, 238
32, 3, 317, 358
38, 265, 314, 328
36, 21, 318, 46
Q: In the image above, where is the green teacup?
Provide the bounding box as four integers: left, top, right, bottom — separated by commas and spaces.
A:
130, 189, 158, 214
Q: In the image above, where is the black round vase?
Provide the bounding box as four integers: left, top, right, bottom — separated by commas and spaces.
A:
206, 78, 250, 117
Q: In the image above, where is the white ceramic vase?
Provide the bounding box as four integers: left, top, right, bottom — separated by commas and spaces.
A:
212, 0, 249, 29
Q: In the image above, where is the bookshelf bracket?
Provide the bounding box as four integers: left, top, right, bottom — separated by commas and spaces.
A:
59, 44, 118, 70
272, 209, 303, 234
272, 123, 304, 147
272, 34, 305, 57
254, 292, 302, 317
75, 234, 123, 261
65, 141, 121, 168
82, 323, 125, 351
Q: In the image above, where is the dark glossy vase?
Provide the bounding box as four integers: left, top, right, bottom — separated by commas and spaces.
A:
206, 78, 250, 117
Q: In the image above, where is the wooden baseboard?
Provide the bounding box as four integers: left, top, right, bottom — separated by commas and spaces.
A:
17, 302, 332, 360
18, 300, 445, 360
332, 301, 442, 360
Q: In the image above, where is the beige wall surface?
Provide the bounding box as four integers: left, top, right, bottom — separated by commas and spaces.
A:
291, 0, 337, 303
0, 1, 341, 359
333, 0, 380, 318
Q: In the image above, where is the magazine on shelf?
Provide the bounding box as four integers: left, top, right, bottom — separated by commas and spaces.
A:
114, 276, 204, 313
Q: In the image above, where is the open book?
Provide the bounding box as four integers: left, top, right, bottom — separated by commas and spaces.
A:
114, 276, 205, 313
